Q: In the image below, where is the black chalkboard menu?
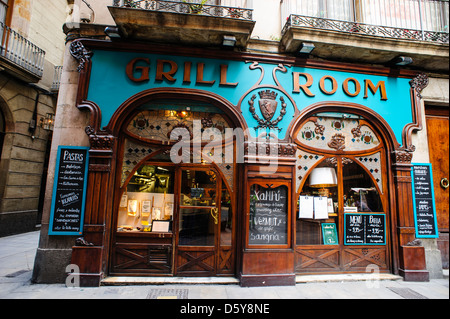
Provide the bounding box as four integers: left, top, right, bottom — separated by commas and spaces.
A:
411, 163, 439, 238
344, 213, 386, 245
248, 183, 288, 246
48, 146, 89, 235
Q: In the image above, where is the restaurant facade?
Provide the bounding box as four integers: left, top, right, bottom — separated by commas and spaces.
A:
32, 0, 448, 287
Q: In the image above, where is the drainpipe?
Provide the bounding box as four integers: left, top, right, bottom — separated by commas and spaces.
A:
28, 90, 40, 140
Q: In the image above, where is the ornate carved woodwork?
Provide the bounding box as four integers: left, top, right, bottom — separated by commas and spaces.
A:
244, 141, 297, 160
409, 73, 429, 99
112, 243, 172, 274
69, 41, 93, 72
176, 249, 216, 276
295, 248, 340, 272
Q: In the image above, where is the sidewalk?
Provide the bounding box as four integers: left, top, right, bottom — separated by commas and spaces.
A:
0, 231, 448, 300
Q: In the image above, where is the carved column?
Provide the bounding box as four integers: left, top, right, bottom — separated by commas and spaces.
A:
69, 40, 117, 286
70, 130, 116, 287
392, 148, 429, 281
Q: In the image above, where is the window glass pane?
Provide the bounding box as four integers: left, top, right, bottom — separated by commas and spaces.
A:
297, 158, 338, 245
179, 169, 217, 246
181, 170, 217, 207
179, 208, 215, 246
118, 165, 175, 232
0, 1, 7, 24
343, 161, 383, 212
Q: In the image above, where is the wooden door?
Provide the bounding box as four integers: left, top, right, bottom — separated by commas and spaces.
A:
175, 168, 234, 276
426, 106, 449, 268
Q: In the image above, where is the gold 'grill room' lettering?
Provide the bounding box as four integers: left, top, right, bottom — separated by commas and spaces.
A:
126, 58, 239, 87
293, 72, 388, 100
125, 58, 388, 101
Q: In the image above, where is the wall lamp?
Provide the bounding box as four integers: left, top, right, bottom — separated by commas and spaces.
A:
104, 26, 121, 39
390, 56, 413, 66
40, 113, 55, 131
222, 35, 237, 47
298, 42, 315, 56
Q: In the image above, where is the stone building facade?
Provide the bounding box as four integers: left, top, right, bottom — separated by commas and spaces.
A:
0, 0, 68, 236
32, 0, 448, 285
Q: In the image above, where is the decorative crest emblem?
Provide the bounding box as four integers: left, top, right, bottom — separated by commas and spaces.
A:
258, 90, 278, 121
249, 90, 287, 132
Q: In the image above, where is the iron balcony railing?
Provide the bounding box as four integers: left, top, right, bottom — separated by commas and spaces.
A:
0, 21, 46, 78
112, 0, 253, 21
51, 65, 63, 91
281, 0, 449, 44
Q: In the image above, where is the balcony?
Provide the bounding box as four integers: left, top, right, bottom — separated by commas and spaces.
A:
51, 65, 63, 92
0, 21, 46, 83
280, 0, 449, 72
108, 0, 255, 48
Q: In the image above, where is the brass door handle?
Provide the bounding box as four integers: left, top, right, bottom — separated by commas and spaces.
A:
210, 207, 219, 224
441, 178, 449, 189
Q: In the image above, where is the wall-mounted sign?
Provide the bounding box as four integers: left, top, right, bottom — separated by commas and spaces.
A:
344, 213, 386, 245
249, 184, 288, 246
411, 163, 439, 238
48, 146, 89, 236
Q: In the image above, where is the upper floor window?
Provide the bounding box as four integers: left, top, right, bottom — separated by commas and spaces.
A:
0, 0, 10, 25
282, 0, 449, 33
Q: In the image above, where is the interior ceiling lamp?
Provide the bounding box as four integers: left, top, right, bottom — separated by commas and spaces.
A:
298, 42, 315, 56
223, 35, 237, 47
104, 26, 121, 39
176, 110, 190, 119
309, 167, 338, 188
390, 56, 413, 66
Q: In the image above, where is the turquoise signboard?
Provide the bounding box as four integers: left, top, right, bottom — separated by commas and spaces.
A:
411, 163, 439, 238
48, 146, 89, 236
86, 49, 413, 144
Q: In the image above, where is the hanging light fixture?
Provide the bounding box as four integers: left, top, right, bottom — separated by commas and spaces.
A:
309, 167, 337, 196
309, 167, 338, 188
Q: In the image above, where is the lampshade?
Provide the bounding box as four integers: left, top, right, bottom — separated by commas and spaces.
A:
309, 167, 338, 188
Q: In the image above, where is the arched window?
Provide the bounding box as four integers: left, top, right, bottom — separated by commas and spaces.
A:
294, 111, 390, 273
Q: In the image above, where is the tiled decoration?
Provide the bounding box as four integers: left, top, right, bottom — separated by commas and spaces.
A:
126, 109, 230, 143
121, 139, 161, 187
295, 149, 324, 192
295, 150, 383, 194
297, 117, 380, 152
355, 152, 383, 193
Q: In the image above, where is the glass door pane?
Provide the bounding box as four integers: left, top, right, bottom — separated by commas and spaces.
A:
179, 169, 218, 246
342, 160, 383, 212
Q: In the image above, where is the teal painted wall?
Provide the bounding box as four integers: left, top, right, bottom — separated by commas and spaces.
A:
86, 49, 413, 144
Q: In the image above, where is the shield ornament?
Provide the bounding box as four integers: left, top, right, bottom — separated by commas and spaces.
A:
258, 90, 278, 121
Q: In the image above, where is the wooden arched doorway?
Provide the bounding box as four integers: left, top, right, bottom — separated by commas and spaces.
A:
109, 100, 238, 277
